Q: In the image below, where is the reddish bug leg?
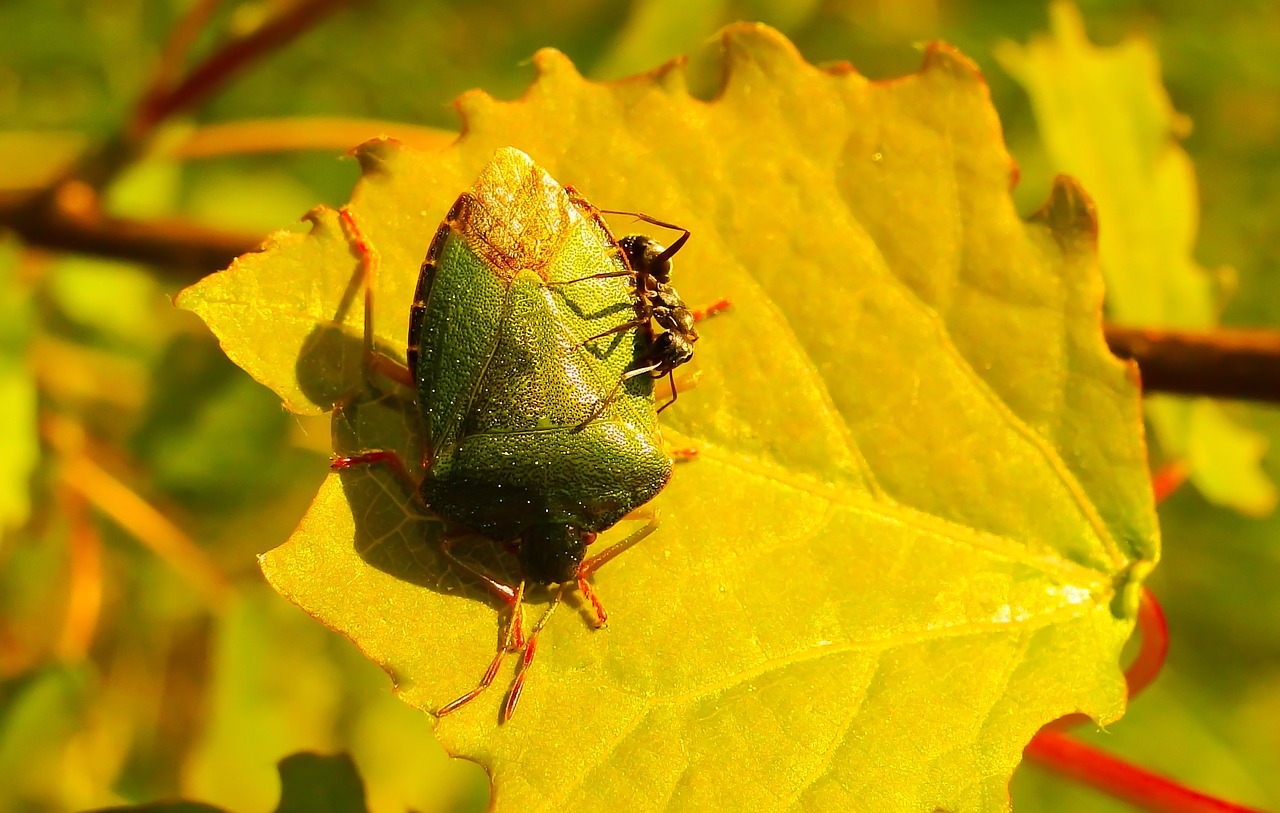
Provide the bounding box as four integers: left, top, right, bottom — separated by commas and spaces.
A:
337, 207, 415, 391
437, 578, 529, 717
437, 650, 505, 717
330, 449, 424, 505
441, 539, 526, 649
574, 517, 660, 628
502, 636, 538, 722
503, 585, 566, 722
577, 578, 609, 628
691, 298, 731, 322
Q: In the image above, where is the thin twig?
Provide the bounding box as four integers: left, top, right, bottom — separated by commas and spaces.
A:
62, 0, 354, 194
1151, 460, 1191, 505
0, 188, 261, 278
1106, 325, 1280, 403
131, 0, 227, 134
1124, 587, 1170, 701
172, 117, 456, 158
132, 0, 354, 139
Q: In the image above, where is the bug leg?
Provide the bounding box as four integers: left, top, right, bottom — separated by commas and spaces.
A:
437, 650, 504, 716
690, 298, 731, 323
438, 578, 529, 717
440, 539, 526, 649
576, 578, 608, 629
501, 581, 527, 652
502, 584, 565, 722
330, 450, 425, 507
501, 635, 538, 722
337, 208, 415, 391
575, 517, 660, 628
576, 318, 646, 348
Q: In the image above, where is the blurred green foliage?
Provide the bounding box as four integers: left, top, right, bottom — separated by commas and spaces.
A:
1, 1, 1277, 811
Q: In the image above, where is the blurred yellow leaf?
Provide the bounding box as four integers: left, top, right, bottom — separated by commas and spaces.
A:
998, 1, 1276, 516
0, 240, 36, 532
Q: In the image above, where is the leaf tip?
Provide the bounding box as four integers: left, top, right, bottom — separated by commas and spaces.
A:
1030, 174, 1099, 253
173, 279, 200, 313
718, 21, 805, 74
645, 52, 690, 94
531, 47, 583, 83
454, 88, 498, 137
351, 137, 403, 178
920, 41, 985, 84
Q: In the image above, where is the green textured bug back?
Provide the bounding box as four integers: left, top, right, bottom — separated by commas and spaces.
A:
410, 148, 673, 541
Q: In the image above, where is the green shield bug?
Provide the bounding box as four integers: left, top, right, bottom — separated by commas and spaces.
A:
333, 147, 723, 721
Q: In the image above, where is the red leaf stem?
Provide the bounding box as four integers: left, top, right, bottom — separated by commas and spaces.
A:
1151, 460, 1190, 505
1125, 587, 1169, 702
1025, 730, 1267, 813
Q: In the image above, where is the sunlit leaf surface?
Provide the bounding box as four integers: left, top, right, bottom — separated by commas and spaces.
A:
181, 24, 1158, 813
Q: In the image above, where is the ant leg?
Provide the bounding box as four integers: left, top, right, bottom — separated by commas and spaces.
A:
577, 361, 664, 430
656, 370, 679, 414
546, 270, 635, 287
502, 584, 566, 722
655, 362, 710, 414
576, 517, 661, 628
438, 578, 528, 717
594, 209, 691, 264
337, 208, 414, 390
578, 318, 645, 347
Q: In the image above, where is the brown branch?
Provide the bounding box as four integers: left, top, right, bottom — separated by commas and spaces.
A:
131, 0, 354, 139
8, 180, 1280, 397
61, 0, 354, 194
132, 0, 225, 125
0, 188, 260, 279
1106, 326, 1280, 403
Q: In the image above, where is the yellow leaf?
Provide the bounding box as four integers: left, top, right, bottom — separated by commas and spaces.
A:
181, 24, 1157, 812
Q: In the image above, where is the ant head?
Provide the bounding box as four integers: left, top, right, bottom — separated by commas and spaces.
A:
650, 331, 695, 373
619, 234, 673, 284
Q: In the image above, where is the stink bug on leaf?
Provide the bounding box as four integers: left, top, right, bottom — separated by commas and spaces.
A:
332, 147, 724, 722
